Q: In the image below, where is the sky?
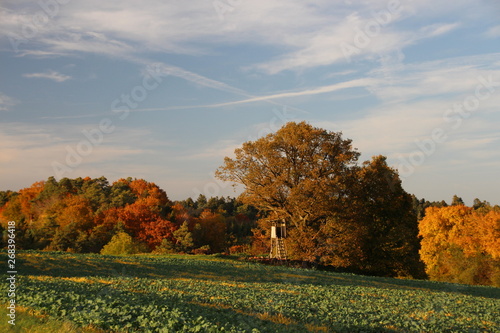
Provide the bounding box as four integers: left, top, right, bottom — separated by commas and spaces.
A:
0, 0, 499, 205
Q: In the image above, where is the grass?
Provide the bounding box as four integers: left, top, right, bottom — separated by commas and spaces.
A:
1, 250, 499, 332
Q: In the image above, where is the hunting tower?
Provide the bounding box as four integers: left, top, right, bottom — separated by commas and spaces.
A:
269, 220, 287, 260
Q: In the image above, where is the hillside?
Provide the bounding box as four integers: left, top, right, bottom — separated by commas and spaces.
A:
1, 251, 499, 332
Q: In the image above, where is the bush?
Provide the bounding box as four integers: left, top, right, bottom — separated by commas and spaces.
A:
152, 238, 176, 254
229, 245, 250, 255
100, 232, 148, 255
192, 245, 211, 255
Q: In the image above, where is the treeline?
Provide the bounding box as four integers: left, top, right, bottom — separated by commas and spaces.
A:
0, 176, 257, 255
1, 176, 499, 287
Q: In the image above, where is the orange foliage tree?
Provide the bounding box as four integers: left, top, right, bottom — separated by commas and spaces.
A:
11, 181, 45, 222
128, 179, 169, 208
217, 122, 421, 277
107, 178, 173, 250
140, 217, 176, 249
56, 195, 94, 230
419, 205, 500, 286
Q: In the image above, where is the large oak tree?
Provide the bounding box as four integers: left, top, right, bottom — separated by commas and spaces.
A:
217, 121, 423, 276
216, 122, 360, 259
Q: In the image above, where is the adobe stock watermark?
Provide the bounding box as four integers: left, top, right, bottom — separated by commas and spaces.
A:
52, 64, 167, 178
212, 0, 242, 21
340, 0, 404, 63
6, 221, 17, 326
398, 74, 499, 178
192, 105, 296, 198
8, 0, 72, 52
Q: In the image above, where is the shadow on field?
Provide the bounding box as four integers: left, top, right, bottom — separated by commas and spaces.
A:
12, 251, 500, 301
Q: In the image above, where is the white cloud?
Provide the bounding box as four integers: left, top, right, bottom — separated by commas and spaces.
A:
316, 100, 447, 158
0, 0, 475, 77
23, 70, 71, 82
205, 78, 377, 107
367, 53, 500, 103
313, 53, 500, 164
445, 136, 498, 151
0, 2, 441, 56
417, 23, 461, 39
16, 50, 70, 58
250, 16, 460, 74
150, 62, 247, 96
0, 92, 16, 111
485, 25, 500, 38
1, 0, 498, 203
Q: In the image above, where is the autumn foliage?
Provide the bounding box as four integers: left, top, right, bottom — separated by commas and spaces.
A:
217, 122, 424, 277
1, 122, 498, 287
419, 205, 500, 286
0, 177, 250, 255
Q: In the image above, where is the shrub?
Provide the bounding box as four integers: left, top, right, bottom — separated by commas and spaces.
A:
229, 245, 249, 255
192, 245, 211, 255
152, 238, 176, 254
100, 232, 148, 255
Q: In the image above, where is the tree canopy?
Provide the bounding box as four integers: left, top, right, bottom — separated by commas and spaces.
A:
217, 121, 423, 277
419, 205, 500, 286
0, 177, 255, 255
1, 122, 498, 284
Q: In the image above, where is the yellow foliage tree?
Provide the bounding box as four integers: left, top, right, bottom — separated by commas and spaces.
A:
56, 195, 94, 230
419, 205, 500, 286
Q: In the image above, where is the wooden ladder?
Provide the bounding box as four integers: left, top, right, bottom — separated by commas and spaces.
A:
276, 238, 287, 260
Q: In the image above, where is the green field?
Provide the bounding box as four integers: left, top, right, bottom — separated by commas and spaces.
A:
1, 251, 499, 332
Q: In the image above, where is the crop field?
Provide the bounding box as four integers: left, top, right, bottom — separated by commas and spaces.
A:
1, 251, 499, 332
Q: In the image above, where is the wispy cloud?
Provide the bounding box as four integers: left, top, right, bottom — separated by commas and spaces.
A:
0, 0, 470, 76
23, 70, 71, 82
150, 62, 248, 96
485, 25, 500, 38
254, 20, 460, 74
367, 53, 500, 103
204, 78, 377, 107
315, 53, 500, 165
116, 78, 374, 114
0, 92, 16, 111
127, 58, 309, 115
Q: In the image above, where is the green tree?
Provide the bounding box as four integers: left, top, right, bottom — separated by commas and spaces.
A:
173, 221, 194, 252
196, 194, 208, 210
86, 223, 116, 253
194, 210, 227, 253
0, 190, 16, 207
30, 216, 58, 249
472, 198, 490, 211
109, 179, 137, 208
100, 232, 147, 255
353, 156, 424, 277
452, 195, 464, 206
80, 176, 111, 212
153, 238, 177, 254
49, 222, 88, 252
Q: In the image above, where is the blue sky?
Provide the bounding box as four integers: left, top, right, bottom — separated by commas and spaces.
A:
1, 0, 499, 204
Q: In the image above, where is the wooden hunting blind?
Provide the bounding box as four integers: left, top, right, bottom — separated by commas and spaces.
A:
269, 220, 287, 260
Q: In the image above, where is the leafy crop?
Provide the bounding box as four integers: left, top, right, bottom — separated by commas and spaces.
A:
1, 251, 499, 332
